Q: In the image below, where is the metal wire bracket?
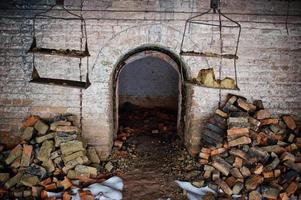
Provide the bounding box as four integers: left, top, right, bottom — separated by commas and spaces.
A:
27, 1, 91, 89
180, 0, 241, 91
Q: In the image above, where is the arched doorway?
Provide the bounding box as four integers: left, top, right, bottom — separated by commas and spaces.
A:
112, 46, 188, 138
111, 46, 190, 199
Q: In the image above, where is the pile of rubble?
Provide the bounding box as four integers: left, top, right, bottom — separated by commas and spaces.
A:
0, 115, 104, 199
198, 94, 301, 199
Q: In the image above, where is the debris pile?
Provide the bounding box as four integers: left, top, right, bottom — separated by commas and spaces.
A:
198, 94, 301, 199
191, 68, 237, 89
0, 115, 105, 199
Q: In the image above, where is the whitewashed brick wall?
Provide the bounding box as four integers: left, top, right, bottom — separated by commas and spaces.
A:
0, 0, 300, 158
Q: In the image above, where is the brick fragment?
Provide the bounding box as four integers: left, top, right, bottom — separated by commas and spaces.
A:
281, 152, 295, 162
26, 164, 47, 179
4, 172, 24, 189
230, 167, 243, 179
36, 133, 54, 143
199, 152, 210, 160
215, 179, 233, 196
60, 140, 85, 156
58, 177, 72, 190
22, 116, 39, 128
215, 109, 228, 118
282, 115, 296, 130
249, 190, 262, 200
245, 175, 263, 190
44, 183, 57, 191
228, 136, 251, 147
263, 171, 274, 179
240, 166, 251, 177
232, 182, 243, 195
261, 186, 279, 199
20, 174, 39, 187
62, 151, 85, 164
211, 156, 232, 176
286, 181, 297, 196
32, 186, 43, 197
54, 132, 77, 147
10, 157, 21, 169
37, 140, 53, 162
39, 177, 52, 186
62, 156, 89, 173
20, 144, 33, 167
21, 127, 34, 141
50, 121, 72, 131
252, 163, 263, 175
74, 165, 97, 177
210, 148, 226, 156
34, 120, 49, 135
227, 128, 249, 140
248, 117, 261, 131
56, 126, 79, 133
255, 109, 271, 120
233, 157, 243, 168
5, 144, 22, 165
260, 118, 279, 126
42, 159, 55, 173
237, 98, 256, 112
279, 192, 289, 200
87, 147, 100, 164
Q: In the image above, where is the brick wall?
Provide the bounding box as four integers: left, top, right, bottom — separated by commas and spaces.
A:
0, 0, 300, 158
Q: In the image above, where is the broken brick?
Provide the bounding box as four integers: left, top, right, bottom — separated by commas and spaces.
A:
35, 133, 54, 143
22, 115, 39, 128
236, 98, 256, 112
34, 120, 49, 135
228, 136, 251, 147
74, 165, 97, 177
261, 186, 279, 199
60, 140, 85, 156
260, 118, 279, 126
255, 109, 271, 120
249, 190, 262, 200
50, 121, 72, 131
37, 140, 54, 162
20, 174, 39, 187
62, 151, 85, 164
245, 175, 263, 190
282, 115, 297, 130
56, 126, 79, 133
21, 127, 34, 141
87, 147, 100, 164
20, 144, 33, 167
58, 177, 72, 190
286, 181, 297, 196
4, 172, 24, 189
5, 144, 23, 165
211, 156, 232, 176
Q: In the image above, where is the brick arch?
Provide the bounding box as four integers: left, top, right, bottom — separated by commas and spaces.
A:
111, 45, 190, 140
82, 24, 195, 159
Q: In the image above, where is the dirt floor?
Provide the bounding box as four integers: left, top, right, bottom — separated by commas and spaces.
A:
109, 103, 201, 200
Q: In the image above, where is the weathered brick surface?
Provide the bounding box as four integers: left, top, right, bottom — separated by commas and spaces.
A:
0, 0, 300, 157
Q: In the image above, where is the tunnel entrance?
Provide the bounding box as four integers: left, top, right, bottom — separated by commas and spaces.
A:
111, 47, 192, 199
112, 46, 188, 138
117, 56, 179, 140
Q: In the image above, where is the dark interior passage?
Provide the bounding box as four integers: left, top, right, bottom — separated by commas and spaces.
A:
118, 56, 180, 110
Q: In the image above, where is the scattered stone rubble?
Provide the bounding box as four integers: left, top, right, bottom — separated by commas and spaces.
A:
198, 94, 301, 199
0, 115, 106, 199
